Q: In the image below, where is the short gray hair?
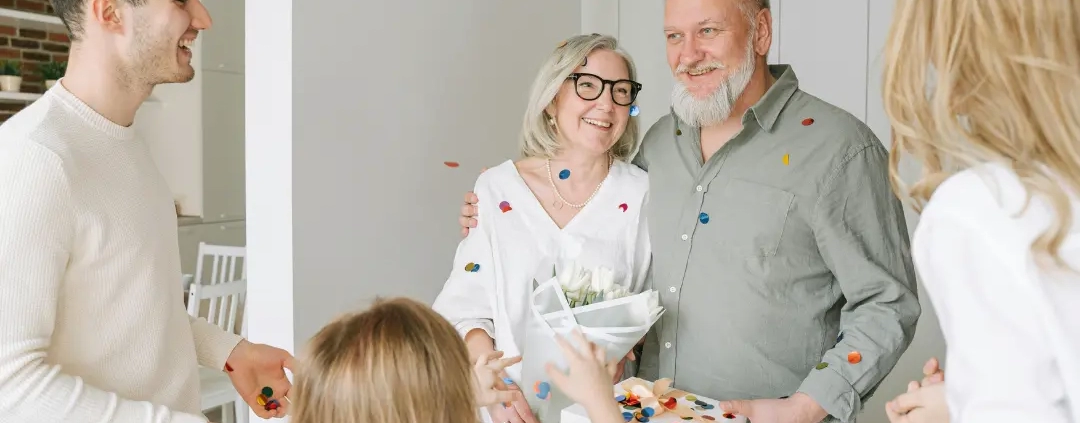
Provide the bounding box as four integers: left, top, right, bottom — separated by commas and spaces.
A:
519, 33, 642, 162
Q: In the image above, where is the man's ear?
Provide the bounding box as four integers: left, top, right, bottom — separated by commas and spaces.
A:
753, 8, 773, 57
87, 0, 126, 34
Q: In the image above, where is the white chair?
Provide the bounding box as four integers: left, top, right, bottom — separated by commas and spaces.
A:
187, 279, 249, 423
194, 242, 247, 288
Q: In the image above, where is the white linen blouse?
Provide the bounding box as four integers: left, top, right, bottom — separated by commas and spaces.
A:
912, 163, 1080, 423
432, 159, 652, 382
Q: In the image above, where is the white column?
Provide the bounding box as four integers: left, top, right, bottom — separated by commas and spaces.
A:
245, 0, 294, 420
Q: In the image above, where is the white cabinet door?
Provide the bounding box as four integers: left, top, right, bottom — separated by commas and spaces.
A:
202, 70, 246, 221
200, 0, 244, 74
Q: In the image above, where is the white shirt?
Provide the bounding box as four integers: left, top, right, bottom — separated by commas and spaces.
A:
913, 163, 1080, 423
432, 159, 651, 382
0, 82, 243, 422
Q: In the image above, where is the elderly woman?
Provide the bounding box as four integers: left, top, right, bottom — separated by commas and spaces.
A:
432, 33, 650, 423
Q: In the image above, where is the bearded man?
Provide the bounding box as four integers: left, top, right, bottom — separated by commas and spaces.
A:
631, 0, 921, 422
456, 0, 920, 421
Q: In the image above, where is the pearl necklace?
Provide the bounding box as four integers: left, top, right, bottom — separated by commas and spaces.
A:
545, 155, 612, 209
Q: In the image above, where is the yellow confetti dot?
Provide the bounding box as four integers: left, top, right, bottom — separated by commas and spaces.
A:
782, 154, 790, 165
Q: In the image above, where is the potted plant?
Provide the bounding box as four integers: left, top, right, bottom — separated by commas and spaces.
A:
0, 60, 22, 92
41, 61, 66, 89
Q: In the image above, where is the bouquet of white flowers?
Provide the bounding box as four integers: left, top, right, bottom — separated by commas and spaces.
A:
518, 261, 665, 422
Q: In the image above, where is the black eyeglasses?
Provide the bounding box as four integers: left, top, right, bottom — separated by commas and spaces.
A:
566, 72, 642, 106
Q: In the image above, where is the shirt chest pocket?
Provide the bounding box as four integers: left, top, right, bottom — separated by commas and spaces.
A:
699, 179, 795, 257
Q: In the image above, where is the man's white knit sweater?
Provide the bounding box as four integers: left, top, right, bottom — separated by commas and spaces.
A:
0, 81, 244, 422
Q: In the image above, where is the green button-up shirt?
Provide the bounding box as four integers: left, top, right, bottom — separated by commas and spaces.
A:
633, 65, 921, 422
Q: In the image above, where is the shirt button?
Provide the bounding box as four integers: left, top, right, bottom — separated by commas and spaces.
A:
696, 185, 703, 192
669, 286, 677, 293
681, 234, 689, 241
665, 342, 672, 348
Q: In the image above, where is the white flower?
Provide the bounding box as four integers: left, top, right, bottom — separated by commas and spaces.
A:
588, 266, 615, 293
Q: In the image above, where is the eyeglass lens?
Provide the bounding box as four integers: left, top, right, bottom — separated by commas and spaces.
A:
573, 74, 636, 106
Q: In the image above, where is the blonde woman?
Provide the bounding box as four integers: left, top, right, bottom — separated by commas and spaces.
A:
880, 0, 1080, 422
432, 33, 650, 423
289, 297, 522, 423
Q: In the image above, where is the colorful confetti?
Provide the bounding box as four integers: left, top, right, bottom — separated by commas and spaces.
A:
815, 362, 829, 370
257, 394, 267, 406
802, 118, 815, 126
265, 399, 280, 411
685, 395, 697, 402
723, 413, 736, 419
559, 169, 571, 180
464, 262, 480, 272
623, 411, 634, 422
676, 129, 682, 136
499, 201, 512, 213
619, 203, 628, 212
224, 362, 233, 372
443, 161, 460, 168
782, 154, 790, 165
848, 351, 862, 364
630, 104, 640, 117
502, 377, 515, 385
702, 416, 715, 421
699, 212, 710, 224
261, 386, 273, 397
663, 397, 677, 409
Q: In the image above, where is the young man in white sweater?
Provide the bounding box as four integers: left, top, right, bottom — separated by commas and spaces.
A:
0, 0, 294, 422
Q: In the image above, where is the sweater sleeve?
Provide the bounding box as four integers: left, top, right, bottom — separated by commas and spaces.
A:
0, 141, 208, 423
189, 316, 245, 371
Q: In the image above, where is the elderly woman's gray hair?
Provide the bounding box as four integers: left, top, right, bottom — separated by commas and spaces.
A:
518, 33, 641, 162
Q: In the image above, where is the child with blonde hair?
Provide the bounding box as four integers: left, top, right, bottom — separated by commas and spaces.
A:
288, 296, 630, 423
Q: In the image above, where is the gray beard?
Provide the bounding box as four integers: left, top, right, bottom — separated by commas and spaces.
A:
670, 46, 756, 128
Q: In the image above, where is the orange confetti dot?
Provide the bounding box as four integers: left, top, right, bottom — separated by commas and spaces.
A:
847, 351, 862, 364
444, 161, 460, 168
782, 154, 790, 165
802, 118, 815, 126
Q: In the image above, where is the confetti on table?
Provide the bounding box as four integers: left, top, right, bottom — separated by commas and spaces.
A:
782, 154, 789, 165
723, 413, 736, 419
815, 362, 829, 370
559, 169, 571, 180
848, 351, 862, 364
499, 201, 512, 213
702, 415, 715, 421
685, 395, 697, 402
623, 411, 634, 422
802, 118, 815, 126
443, 161, 460, 168
699, 212, 710, 224
619, 203, 628, 212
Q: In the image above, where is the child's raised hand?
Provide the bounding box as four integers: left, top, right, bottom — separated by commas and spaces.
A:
472, 350, 524, 407
545, 330, 623, 423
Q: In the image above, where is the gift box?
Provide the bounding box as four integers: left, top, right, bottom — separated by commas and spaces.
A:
560, 378, 748, 423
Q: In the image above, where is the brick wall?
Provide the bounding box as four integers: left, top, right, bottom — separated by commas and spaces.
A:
0, 0, 70, 122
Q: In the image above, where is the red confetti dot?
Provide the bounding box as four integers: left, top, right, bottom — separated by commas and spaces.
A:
618, 203, 628, 212
702, 415, 715, 420
444, 161, 460, 168
723, 412, 736, 419
663, 397, 677, 409
224, 362, 233, 372
802, 118, 815, 126
499, 201, 512, 213
848, 351, 862, 364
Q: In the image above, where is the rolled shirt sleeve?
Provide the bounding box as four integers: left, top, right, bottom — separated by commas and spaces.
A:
796, 144, 921, 422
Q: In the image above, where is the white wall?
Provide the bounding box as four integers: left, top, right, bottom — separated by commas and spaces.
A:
245, 0, 583, 392
585, 1, 945, 422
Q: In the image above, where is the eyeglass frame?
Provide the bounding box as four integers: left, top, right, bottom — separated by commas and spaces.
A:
565, 72, 643, 107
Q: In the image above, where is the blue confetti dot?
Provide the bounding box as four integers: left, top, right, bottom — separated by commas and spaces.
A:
698, 212, 710, 224
629, 104, 640, 117
622, 411, 634, 422
559, 169, 571, 180
502, 377, 515, 385
615, 394, 626, 402
642, 407, 654, 417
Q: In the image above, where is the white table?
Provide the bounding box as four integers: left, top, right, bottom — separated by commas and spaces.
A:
561, 378, 749, 423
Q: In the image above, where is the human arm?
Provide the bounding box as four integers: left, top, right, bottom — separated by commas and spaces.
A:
0, 142, 206, 422
901, 208, 1072, 423
189, 316, 244, 371
546, 330, 626, 423
798, 143, 922, 422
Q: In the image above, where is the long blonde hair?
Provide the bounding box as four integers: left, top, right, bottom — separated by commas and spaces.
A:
290, 297, 478, 423
883, 0, 1080, 263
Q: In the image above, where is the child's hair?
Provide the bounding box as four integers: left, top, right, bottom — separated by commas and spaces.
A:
289, 297, 479, 423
